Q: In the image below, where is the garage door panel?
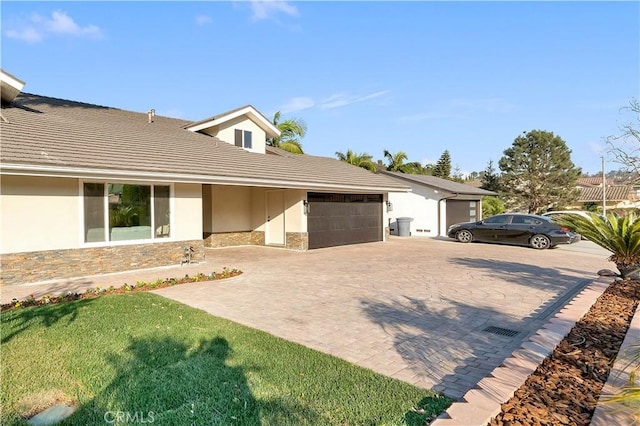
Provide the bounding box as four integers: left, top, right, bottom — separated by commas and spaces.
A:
307, 193, 383, 249
446, 200, 479, 229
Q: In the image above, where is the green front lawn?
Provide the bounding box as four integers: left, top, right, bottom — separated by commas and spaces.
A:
1, 292, 450, 425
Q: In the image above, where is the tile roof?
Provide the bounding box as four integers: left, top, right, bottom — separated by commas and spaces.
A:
578, 186, 634, 202
577, 177, 603, 186
379, 171, 497, 196
0, 93, 408, 192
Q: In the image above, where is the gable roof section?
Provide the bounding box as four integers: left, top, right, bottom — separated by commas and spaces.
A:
0, 93, 407, 193
0, 69, 25, 105
184, 104, 280, 138
380, 171, 497, 196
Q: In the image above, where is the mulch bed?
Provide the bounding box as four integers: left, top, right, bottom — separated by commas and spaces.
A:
489, 279, 640, 425
0, 268, 242, 313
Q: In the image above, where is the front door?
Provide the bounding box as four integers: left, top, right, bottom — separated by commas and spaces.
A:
266, 190, 285, 245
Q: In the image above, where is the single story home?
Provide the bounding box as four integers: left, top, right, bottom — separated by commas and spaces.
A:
0, 70, 409, 285
380, 171, 497, 237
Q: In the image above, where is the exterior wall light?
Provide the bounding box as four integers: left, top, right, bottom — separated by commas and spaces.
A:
386, 200, 393, 212
303, 200, 310, 215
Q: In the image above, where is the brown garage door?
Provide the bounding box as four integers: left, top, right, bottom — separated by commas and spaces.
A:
446, 200, 479, 228
307, 193, 383, 249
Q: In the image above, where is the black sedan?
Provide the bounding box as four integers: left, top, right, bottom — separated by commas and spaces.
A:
447, 213, 581, 249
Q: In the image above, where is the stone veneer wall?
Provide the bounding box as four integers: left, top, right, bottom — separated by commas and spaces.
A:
204, 231, 252, 248
286, 232, 308, 251
0, 240, 204, 286
204, 231, 267, 248
204, 231, 306, 250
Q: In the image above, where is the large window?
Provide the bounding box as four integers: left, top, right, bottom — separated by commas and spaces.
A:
83, 182, 171, 243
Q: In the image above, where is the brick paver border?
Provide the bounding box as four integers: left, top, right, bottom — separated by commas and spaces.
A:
431, 278, 612, 426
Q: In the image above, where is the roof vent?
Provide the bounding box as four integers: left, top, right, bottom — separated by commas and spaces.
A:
148, 109, 155, 123
0, 69, 25, 105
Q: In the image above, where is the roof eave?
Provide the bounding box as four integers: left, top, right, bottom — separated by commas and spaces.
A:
0, 163, 408, 193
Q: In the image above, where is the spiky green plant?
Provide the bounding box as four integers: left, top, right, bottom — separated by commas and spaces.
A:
600, 342, 640, 422
554, 211, 640, 279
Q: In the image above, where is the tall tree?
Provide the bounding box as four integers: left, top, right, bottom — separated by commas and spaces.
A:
450, 164, 465, 182
498, 130, 581, 214
267, 111, 306, 154
335, 149, 376, 172
606, 98, 640, 183
383, 149, 409, 172
433, 150, 452, 178
481, 160, 502, 192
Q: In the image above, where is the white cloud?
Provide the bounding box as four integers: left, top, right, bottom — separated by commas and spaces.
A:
47, 11, 101, 36
5, 27, 43, 43
4, 10, 103, 43
195, 15, 212, 26
277, 90, 389, 114
279, 97, 315, 113
249, 0, 298, 21
318, 90, 390, 110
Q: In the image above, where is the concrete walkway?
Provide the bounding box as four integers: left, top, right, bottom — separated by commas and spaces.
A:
1, 238, 613, 401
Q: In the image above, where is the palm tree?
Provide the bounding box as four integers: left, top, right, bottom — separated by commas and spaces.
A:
335, 150, 376, 172
383, 150, 426, 174
555, 211, 640, 279
383, 150, 408, 172
267, 111, 306, 154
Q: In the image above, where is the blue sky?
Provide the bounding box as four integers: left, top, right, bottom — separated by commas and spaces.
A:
2, 1, 638, 175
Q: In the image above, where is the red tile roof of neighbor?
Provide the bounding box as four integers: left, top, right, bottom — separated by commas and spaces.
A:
0, 93, 409, 193
578, 186, 634, 202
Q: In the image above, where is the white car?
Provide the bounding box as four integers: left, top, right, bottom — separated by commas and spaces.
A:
541, 211, 593, 239
541, 210, 593, 220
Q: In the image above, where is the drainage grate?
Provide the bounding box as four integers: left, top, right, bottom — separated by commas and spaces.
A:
483, 326, 520, 337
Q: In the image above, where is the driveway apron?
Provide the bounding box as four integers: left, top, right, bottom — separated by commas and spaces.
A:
155, 238, 612, 400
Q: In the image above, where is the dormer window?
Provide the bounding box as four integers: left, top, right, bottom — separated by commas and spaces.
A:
235, 129, 252, 149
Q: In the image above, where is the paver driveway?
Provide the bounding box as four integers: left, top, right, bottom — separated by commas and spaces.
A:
156, 237, 612, 399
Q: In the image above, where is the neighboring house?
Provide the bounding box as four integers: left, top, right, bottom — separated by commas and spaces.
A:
380, 171, 497, 237
0, 70, 409, 285
574, 177, 640, 210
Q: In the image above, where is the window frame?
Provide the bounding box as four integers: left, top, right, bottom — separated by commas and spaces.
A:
80, 180, 174, 246
234, 129, 253, 149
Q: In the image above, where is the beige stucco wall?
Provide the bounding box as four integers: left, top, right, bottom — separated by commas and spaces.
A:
202, 116, 267, 154
1, 175, 80, 253
285, 189, 306, 232
211, 185, 252, 232
251, 187, 267, 231
246, 187, 305, 233
173, 183, 203, 240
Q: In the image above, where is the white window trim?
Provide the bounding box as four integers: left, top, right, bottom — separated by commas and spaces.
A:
79, 180, 174, 247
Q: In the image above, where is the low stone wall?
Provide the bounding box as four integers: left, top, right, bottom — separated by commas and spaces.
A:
204, 231, 307, 250
204, 231, 253, 248
0, 240, 204, 286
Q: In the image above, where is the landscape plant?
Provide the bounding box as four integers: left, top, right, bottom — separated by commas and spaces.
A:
554, 211, 640, 417
554, 211, 640, 279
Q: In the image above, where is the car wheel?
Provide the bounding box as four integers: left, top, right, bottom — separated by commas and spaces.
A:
456, 229, 473, 243
530, 234, 551, 250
